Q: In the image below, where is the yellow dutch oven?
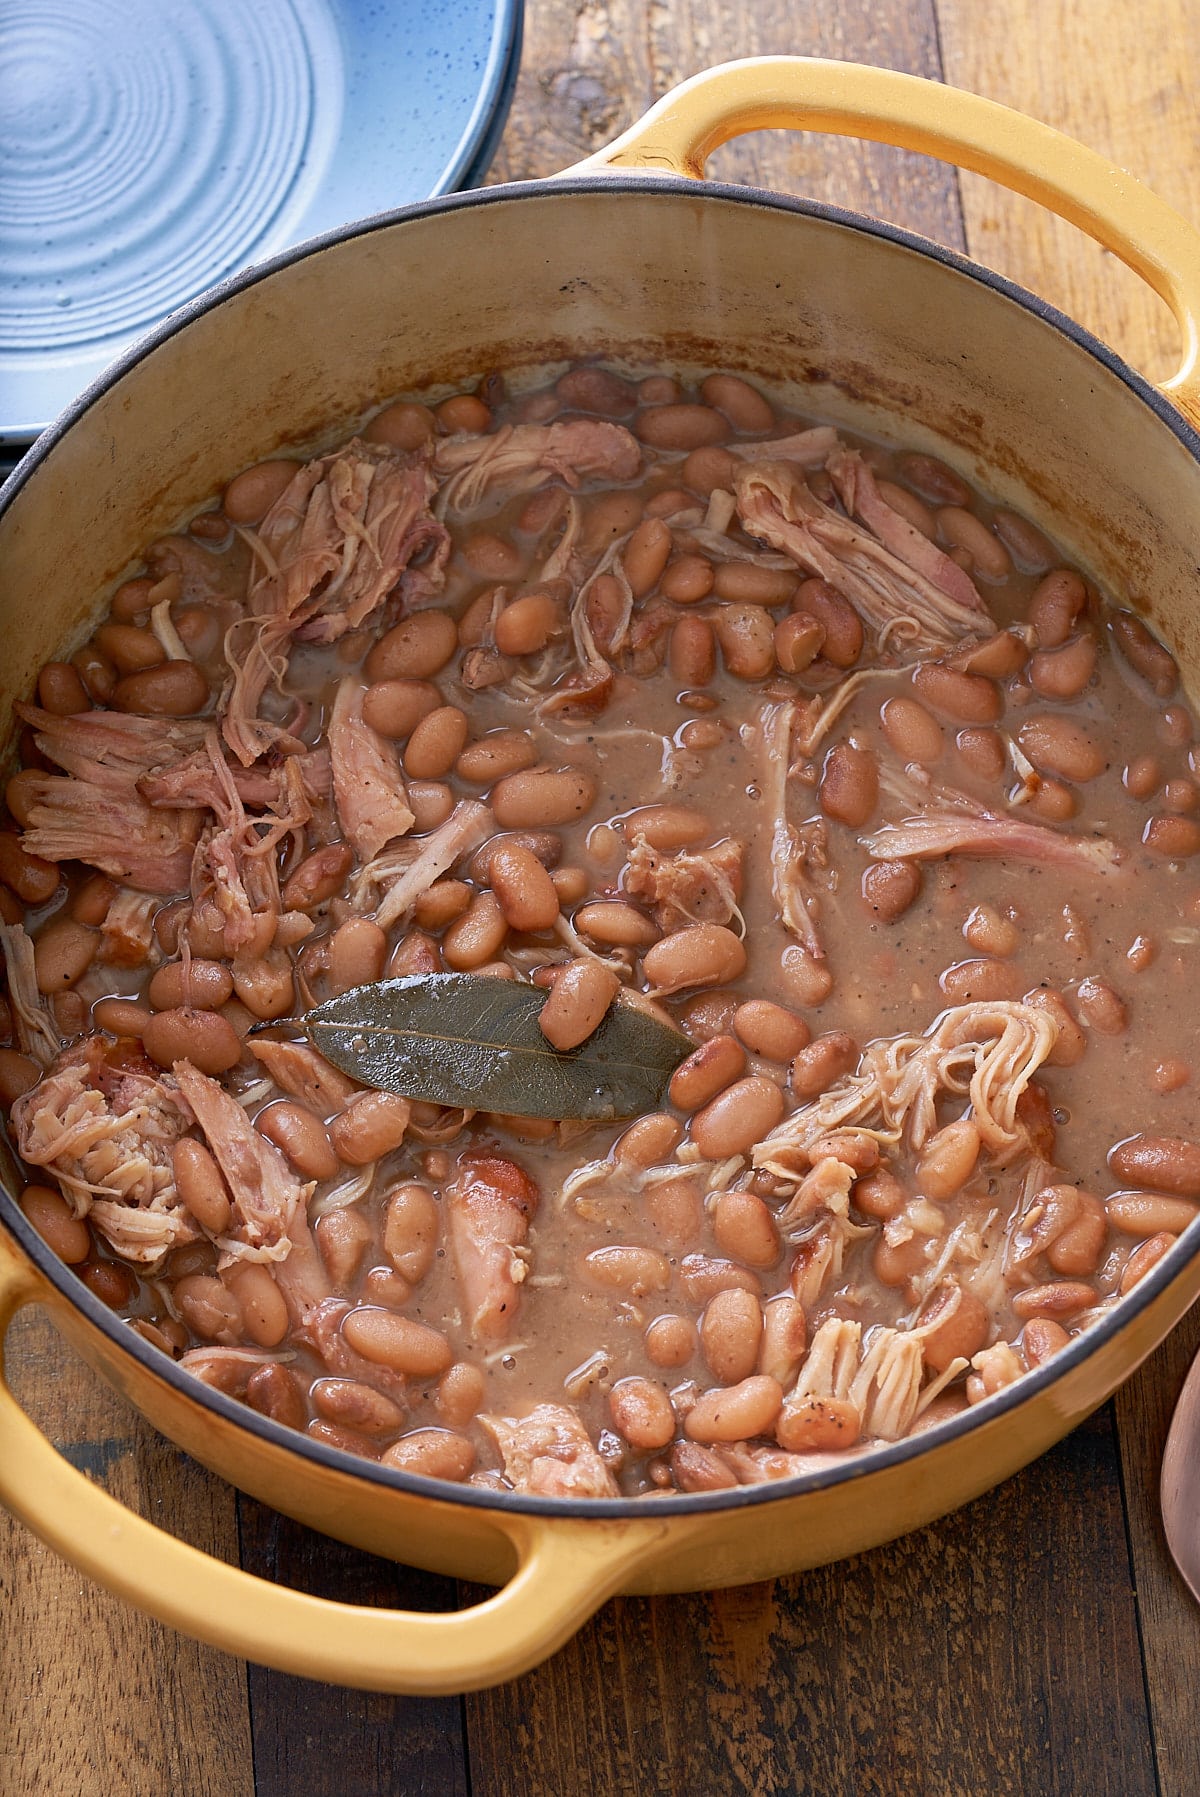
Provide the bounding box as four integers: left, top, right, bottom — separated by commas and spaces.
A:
3, 58, 1200, 1694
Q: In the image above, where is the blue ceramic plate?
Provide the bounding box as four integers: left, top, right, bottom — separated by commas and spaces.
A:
0, 0, 523, 442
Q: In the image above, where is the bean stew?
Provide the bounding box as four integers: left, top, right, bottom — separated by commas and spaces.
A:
3, 362, 1199, 1499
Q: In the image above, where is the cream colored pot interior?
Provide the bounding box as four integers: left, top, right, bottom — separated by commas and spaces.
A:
4, 184, 1199, 737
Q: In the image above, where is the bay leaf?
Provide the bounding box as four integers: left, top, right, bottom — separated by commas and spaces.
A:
301, 973, 691, 1122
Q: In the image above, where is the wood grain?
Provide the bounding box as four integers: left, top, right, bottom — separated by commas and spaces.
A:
0, 1307, 254, 1797
236, 1497, 468, 1797
938, 0, 1200, 385
489, 0, 966, 249
464, 1413, 1154, 1797
1114, 1303, 1200, 1797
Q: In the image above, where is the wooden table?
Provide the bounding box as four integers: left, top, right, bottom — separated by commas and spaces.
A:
4, 3, 1200, 1792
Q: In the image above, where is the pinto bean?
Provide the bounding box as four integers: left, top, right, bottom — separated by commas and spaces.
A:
388, 929, 443, 978
713, 562, 797, 606
1075, 976, 1128, 1035
690, 1076, 785, 1159
342, 1307, 453, 1377
72, 644, 117, 703
773, 611, 824, 673
712, 604, 776, 679
669, 1035, 745, 1111
245, 1363, 308, 1430
487, 840, 561, 933
780, 944, 833, 1008
314, 1207, 375, 1287
642, 923, 746, 993
732, 999, 809, 1061
328, 917, 387, 994
112, 661, 209, 717
436, 1361, 487, 1427
669, 616, 715, 686
143, 1008, 241, 1075
1109, 1132, 1200, 1197
607, 1376, 677, 1452
939, 959, 1021, 1004
937, 507, 1011, 580
1029, 632, 1098, 700
614, 1112, 684, 1167
1021, 1317, 1073, 1367
436, 392, 491, 434
880, 695, 944, 764
776, 1395, 861, 1452
912, 661, 1001, 723
173, 1272, 243, 1343
442, 892, 508, 969
700, 372, 774, 431
954, 727, 1006, 781
384, 1182, 439, 1284
54, 890, 115, 958
861, 859, 922, 921
312, 1377, 405, 1438
617, 518, 671, 598
712, 1189, 780, 1269
225, 1263, 288, 1348
1029, 569, 1087, 647
1144, 814, 1200, 858
819, 742, 879, 827
257, 1102, 339, 1180
20, 1184, 91, 1264
403, 706, 469, 779
222, 458, 302, 523
644, 1314, 698, 1368
37, 661, 90, 715
895, 452, 970, 506
917, 1119, 981, 1199
1011, 1281, 1096, 1321
584, 1244, 671, 1295
491, 765, 595, 830
361, 679, 441, 739
662, 554, 715, 603
94, 622, 164, 674
852, 1167, 908, 1221
700, 1287, 763, 1383
1018, 716, 1106, 782
790, 1031, 858, 1099
916, 1281, 990, 1371
795, 579, 863, 668
92, 997, 153, 1039
1106, 1191, 1200, 1236
454, 732, 536, 788
366, 612, 458, 682
1120, 1232, 1177, 1293
172, 1139, 232, 1234
407, 780, 454, 831
679, 1254, 762, 1303
32, 917, 96, 992
329, 1092, 411, 1165
0, 1049, 40, 1105
281, 842, 354, 912
0, 834, 59, 904
538, 958, 619, 1049
685, 1375, 782, 1443
1110, 610, 1178, 695
494, 592, 562, 657
147, 958, 233, 1012
637, 404, 726, 450
556, 365, 636, 415
382, 1428, 476, 1481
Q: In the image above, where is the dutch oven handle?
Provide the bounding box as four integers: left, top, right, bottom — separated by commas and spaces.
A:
571, 56, 1200, 428
0, 1230, 664, 1693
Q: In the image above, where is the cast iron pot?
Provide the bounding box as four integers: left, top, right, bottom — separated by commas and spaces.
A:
3, 59, 1200, 1693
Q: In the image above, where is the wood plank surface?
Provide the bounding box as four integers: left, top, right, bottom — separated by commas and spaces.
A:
0, 1309, 254, 1797
464, 1412, 1154, 1797
3, 4, 1200, 1794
